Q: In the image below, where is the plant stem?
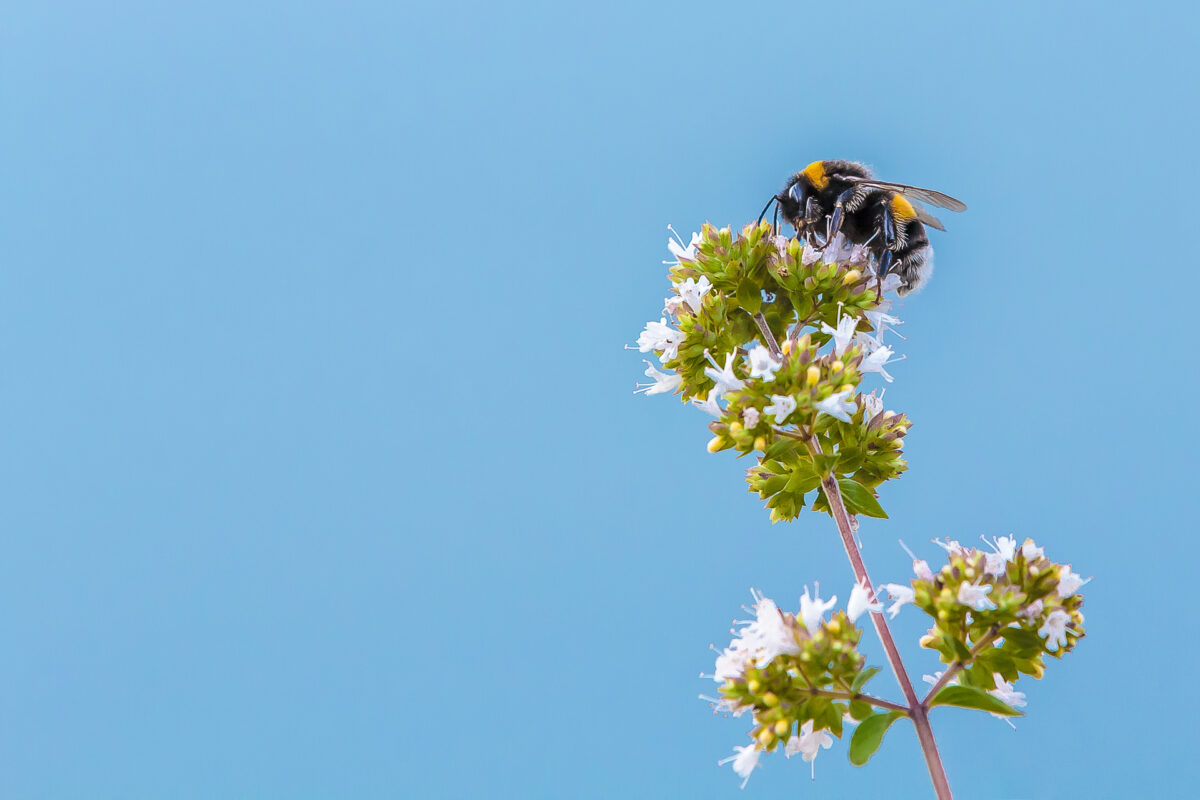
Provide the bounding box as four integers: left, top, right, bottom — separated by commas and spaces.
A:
752, 313, 783, 359
825, 689, 911, 714
818, 455, 953, 800
753, 313, 951, 798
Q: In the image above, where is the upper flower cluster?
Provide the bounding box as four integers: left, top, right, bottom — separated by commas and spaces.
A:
634, 222, 911, 521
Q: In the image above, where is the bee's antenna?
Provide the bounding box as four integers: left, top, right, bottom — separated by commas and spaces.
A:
756, 195, 777, 227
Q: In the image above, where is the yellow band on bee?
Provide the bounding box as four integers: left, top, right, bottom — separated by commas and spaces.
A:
802, 161, 828, 190
890, 194, 917, 220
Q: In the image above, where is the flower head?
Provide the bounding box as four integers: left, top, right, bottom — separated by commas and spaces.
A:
764, 393, 797, 424
784, 720, 833, 779
1039, 609, 1070, 651
677, 275, 712, 314
664, 226, 700, 264
692, 388, 723, 417
743, 407, 760, 428
983, 535, 1017, 577
636, 318, 685, 361
634, 361, 681, 396
745, 344, 783, 382
718, 744, 761, 789
859, 345, 898, 383
1021, 539, 1044, 560
704, 350, 746, 397
957, 580, 996, 611
799, 585, 838, 632
879, 583, 915, 619
847, 579, 882, 622
816, 387, 857, 422
820, 311, 858, 356
1055, 565, 1089, 597
861, 389, 885, 420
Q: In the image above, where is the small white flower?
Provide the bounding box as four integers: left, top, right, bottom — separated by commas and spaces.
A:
799, 585, 838, 632
820, 311, 858, 356
816, 387, 857, 422
743, 407, 760, 428
764, 393, 797, 424
922, 670, 947, 687
785, 720, 833, 779
861, 389, 885, 419
745, 344, 782, 382
634, 361, 682, 396
713, 645, 754, 685
746, 590, 802, 666
704, 351, 746, 396
1039, 609, 1070, 651
983, 535, 1018, 577
957, 580, 996, 611
879, 583, 915, 619
636, 318, 685, 362
989, 675, 1027, 712
665, 226, 700, 264
718, 744, 761, 789
846, 243, 872, 266
847, 579, 882, 622
1021, 539, 1044, 560
932, 539, 968, 556
859, 345, 898, 382
692, 388, 723, 417
1056, 565, 1089, 597
677, 275, 713, 313
1018, 598, 1044, 619
663, 295, 684, 317
801, 238, 822, 265
822, 233, 849, 262
854, 330, 885, 355
864, 304, 901, 338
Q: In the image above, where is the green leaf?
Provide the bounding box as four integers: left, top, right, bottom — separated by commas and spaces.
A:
850, 666, 881, 694
836, 477, 888, 519
928, 685, 1022, 717
1000, 626, 1043, 654
813, 452, 839, 477
849, 711, 907, 766
848, 699, 873, 721
737, 281, 762, 314
944, 633, 972, 662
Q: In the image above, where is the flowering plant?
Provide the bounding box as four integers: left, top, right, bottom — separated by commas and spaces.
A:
634, 223, 1087, 797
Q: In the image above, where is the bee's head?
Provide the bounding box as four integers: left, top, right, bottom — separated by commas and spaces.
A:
776, 177, 809, 231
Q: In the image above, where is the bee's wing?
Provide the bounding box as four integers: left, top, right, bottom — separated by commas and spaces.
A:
848, 178, 968, 212
912, 206, 946, 231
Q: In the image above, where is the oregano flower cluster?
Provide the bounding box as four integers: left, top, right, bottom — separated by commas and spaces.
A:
633, 221, 1088, 796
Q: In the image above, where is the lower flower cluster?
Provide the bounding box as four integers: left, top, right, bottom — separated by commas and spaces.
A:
707, 586, 890, 787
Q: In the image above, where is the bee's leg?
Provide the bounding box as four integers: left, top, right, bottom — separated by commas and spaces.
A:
823, 187, 859, 248
880, 204, 898, 250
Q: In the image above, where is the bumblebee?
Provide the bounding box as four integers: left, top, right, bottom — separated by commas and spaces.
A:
758, 160, 966, 295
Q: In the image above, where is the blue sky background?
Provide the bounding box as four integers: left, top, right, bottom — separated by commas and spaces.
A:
2, 1, 1197, 797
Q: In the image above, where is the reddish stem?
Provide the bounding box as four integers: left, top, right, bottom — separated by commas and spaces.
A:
819, 467, 953, 800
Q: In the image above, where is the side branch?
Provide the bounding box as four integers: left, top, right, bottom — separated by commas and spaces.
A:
921, 625, 1002, 705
